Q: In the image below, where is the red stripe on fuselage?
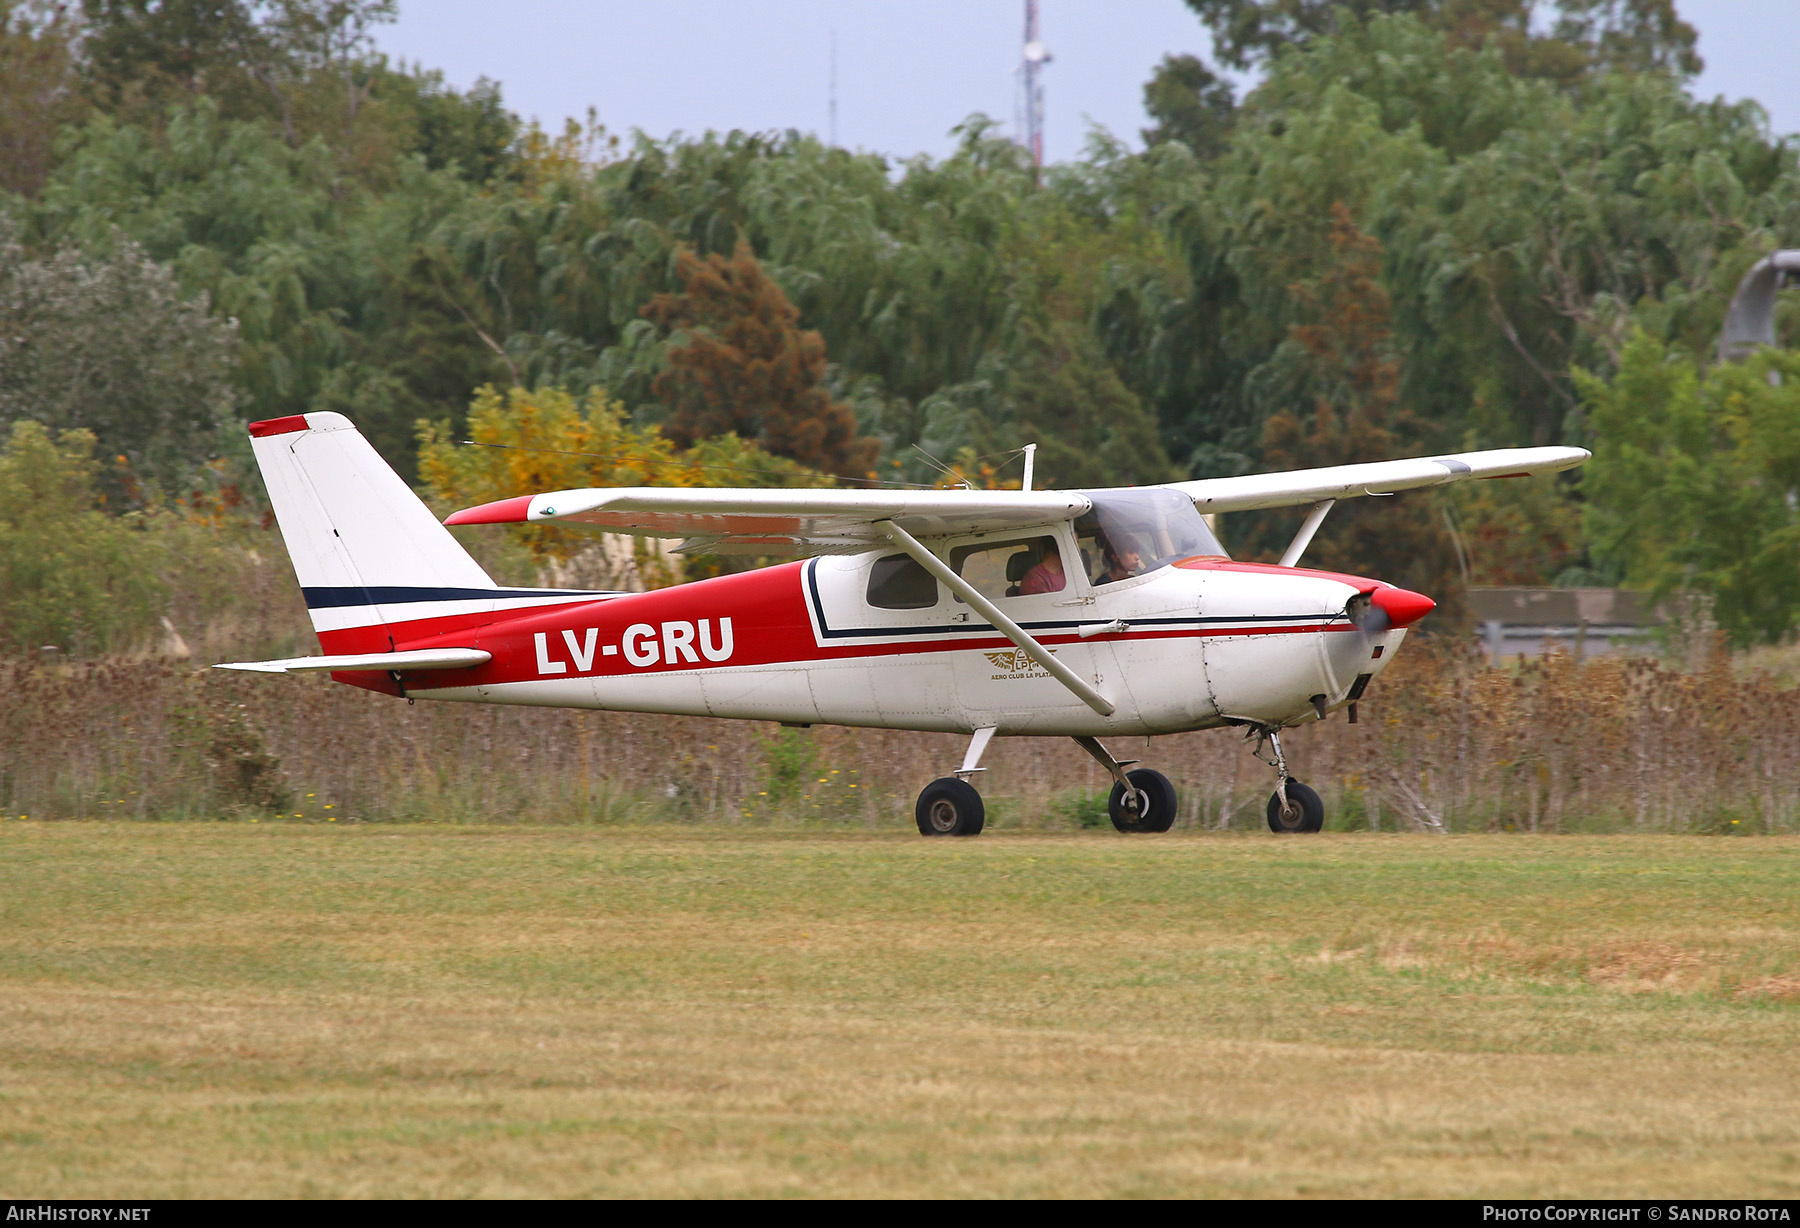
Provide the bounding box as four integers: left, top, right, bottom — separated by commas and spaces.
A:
320, 561, 1351, 695
314, 599, 610, 655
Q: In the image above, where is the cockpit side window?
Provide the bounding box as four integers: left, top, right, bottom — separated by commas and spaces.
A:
1076, 489, 1227, 584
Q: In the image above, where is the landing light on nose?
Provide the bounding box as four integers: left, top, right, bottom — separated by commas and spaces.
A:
1371, 585, 1435, 628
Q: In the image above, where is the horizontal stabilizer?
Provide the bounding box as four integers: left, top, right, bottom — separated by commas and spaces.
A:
215, 648, 492, 675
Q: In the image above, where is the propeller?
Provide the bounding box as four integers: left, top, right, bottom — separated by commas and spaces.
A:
1345, 586, 1436, 636
1346, 590, 1390, 637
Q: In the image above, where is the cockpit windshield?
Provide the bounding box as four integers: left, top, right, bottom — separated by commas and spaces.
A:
1074, 489, 1227, 585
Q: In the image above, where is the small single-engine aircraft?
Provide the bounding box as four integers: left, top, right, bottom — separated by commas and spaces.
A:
223, 412, 1587, 835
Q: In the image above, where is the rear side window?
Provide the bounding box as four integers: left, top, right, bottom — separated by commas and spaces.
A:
949, 536, 1063, 600
867, 554, 938, 609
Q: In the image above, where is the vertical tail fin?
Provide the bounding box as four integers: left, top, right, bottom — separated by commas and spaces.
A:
250, 412, 506, 652
247, 412, 615, 661
251, 412, 493, 594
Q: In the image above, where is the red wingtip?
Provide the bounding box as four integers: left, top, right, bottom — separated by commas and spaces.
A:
247, 414, 312, 438
1372, 585, 1436, 628
444, 494, 535, 525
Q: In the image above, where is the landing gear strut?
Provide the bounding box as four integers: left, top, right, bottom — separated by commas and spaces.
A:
916, 726, 995, 837
1251, 727, 1324, 833
914, 729, 1181, 837
1073, 736, 1177, 833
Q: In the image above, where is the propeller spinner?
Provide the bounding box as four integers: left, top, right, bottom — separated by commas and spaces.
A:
1347, 586, 1436, 635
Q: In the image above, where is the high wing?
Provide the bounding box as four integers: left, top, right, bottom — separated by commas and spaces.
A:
441, 446, 1589, 554
1167, 446, 1588, 513
444, 488, 1093, 555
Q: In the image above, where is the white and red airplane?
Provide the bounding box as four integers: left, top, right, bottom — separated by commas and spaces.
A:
222, 412, 1587, 835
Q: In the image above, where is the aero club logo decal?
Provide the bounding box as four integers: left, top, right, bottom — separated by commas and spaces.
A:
983, 648, 1053, 680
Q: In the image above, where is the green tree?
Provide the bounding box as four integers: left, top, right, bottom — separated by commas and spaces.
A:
417, 384, 829, 570
1550, 0, 1702, 77
1102, 10, 1797, 484
76, 0, 508, 191
0, 222, 237, 497
383, 70, 517, 183
36, 100, 359, 416
0, 1, 86, 198
34, 0, 1786, 534
987, 318, 1179, 489
1256, 205, 1466, 623
1141, 53, 1236, 160
79, 0, 397, 147
30, 97, 506, 471
1180, 0, 1699, 79
1580, 332, 1800, 645
0, 421, 166, 653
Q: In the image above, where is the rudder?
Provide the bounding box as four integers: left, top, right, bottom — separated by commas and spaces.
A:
249, 412, 498, 646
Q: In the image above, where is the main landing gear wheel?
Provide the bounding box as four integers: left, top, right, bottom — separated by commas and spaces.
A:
916, 777, 985, 837
1110, 768, 1177, 834
1266, 781, 1324, 833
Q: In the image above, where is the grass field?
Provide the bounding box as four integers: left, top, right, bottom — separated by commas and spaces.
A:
2, 824, 1798, 1198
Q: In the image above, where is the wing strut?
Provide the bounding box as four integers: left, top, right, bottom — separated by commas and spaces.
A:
1278, 499, 1336, 568
876, 521, 1115, 717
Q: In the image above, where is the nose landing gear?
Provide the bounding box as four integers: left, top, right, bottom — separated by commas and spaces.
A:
1252, 727, 1324, 834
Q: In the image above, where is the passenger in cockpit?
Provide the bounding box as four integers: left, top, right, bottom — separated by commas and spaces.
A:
1017, 546, 1067, 594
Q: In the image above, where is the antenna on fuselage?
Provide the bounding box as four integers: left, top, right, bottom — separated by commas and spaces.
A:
1021, 443, 1037, 491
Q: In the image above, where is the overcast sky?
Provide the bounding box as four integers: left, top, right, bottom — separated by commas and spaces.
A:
377, 1, 1800, 167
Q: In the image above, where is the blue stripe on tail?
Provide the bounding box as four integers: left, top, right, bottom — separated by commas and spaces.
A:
300, 585, 615, 609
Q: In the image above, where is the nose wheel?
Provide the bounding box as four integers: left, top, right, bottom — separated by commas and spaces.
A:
1266, 780, 1323, 832
1251, 727, 1325, 834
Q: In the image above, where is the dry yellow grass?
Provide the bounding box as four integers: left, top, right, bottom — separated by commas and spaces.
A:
13, 646, 1800, 834
1, 824, 1797, 1197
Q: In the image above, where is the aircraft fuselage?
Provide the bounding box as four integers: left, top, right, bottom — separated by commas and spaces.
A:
324, 552, 1406, 738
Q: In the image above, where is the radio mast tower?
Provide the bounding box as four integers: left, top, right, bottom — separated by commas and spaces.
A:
1016, 0, 1051, 172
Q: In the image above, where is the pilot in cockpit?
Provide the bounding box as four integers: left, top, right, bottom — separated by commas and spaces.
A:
1094, 535, 1144, 585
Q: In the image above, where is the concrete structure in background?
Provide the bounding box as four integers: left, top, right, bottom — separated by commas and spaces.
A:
1719, 250, 1800, 365
1468, 588, 1661, 663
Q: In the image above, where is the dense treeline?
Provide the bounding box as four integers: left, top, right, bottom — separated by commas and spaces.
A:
3, 0, 1800, 654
